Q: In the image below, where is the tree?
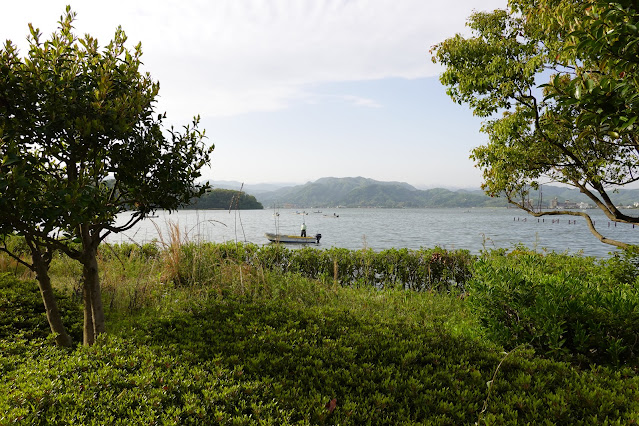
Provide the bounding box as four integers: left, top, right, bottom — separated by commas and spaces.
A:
185, 188, 264, 210
0, 8, 214, 345
432, 0, 639, 249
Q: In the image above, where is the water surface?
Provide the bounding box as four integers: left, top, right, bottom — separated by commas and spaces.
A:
105, 208, 639, 257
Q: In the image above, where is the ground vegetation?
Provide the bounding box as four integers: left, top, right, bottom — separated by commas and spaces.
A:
1, 238, 638, 423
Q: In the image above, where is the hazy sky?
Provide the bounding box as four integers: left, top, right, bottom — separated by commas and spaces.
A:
4, 0, 508, 189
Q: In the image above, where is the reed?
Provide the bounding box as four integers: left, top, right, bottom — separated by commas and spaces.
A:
0, 253, 32, 279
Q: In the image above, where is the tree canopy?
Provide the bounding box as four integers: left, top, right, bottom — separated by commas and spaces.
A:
186, 188, 264, 210
0, 7, 213, 345
432, 0, 639, 249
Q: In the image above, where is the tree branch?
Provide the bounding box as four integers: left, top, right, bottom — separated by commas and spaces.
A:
508, 197, 634, 249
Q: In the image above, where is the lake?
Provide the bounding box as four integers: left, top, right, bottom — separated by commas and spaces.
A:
105, 207, 639, 258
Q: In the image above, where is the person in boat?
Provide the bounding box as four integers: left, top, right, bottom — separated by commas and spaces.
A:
301, 222, 307, 237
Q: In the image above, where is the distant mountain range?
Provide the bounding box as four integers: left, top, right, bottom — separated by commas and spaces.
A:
209, 177, 639, 209
525, 185, 639, 208
210, 177, 639, 208
210, 177, 497, 208
207, 180, 298, 194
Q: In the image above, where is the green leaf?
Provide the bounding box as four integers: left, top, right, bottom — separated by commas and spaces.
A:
620, 116, 637, 130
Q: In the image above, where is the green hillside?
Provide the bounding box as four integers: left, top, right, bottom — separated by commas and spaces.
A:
255, 177, 505, 208
254, 177, 639, 209
185, 188, 263, 210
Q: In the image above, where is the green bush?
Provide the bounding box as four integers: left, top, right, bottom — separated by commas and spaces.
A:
0, 335, 295, 425
0, 273, 83, 343
604, 248, 639, 285
99, 242, 161, 261
215, 242, 475, 292
2, 247, 639, 424
135, 240, 475, 292
1, 292, 638, 424
469, 250, 639, 366
0, 234, 30, 257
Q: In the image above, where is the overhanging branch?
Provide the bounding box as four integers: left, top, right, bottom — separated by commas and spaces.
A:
508, 197, 634, 250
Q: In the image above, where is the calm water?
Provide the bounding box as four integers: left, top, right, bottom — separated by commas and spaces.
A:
105, 208, 639, 258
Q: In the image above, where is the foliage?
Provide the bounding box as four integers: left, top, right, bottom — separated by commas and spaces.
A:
605, 247, 639, 284
432, 0, 639, 249
0, 8, 210, 240
2, 242, 639, 422
0, 7, 213, 345
1, 273, 638, 424
0, 234, 30, 257
469, 249, 639, 366
203, 242, 475, 292
0, 273, 82, 342
100, 242, 162, 261
544, 0, 639, 138
186, 188, 263, 210
0, 335, 296, 425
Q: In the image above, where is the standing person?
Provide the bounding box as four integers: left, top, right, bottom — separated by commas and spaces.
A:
301, 222, 307, 237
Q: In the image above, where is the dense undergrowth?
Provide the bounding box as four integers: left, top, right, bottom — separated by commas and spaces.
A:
1, 240, 638, 424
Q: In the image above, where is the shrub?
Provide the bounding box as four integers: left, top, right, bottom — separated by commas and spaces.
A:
99, 242, 161, 261
2, 292, 638, 424
603, 247, 639, 285
0, 335, 296, 425
111, 240, 476, 292
248, 243, 475, 292
0, 273, 83, 343
0, 234, 30, 257
469, 250, 639, 366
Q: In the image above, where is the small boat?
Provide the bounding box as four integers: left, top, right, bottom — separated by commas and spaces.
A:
265, 232, 322, 244
323, 213, 339, 218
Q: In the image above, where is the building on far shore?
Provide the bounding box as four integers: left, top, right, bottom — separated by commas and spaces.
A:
549, 197, 590, 209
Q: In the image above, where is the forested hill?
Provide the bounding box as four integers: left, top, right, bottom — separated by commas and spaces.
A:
248, 177, 639, 209
254, 177, 506, 208
185, 189, 263, 210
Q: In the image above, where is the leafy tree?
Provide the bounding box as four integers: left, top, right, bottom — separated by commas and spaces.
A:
432, 0, 639, 249
0, 8, 213, 345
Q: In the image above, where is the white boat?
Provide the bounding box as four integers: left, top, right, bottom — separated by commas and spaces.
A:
265, 232, 322, 244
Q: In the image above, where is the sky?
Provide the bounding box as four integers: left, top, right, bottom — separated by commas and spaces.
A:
3, 0, 509, 190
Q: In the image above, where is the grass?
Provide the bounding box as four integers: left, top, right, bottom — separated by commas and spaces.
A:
1, 239, 638, 424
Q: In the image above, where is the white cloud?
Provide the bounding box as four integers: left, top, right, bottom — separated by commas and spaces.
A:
3, 0, 507, 118
339, 95, 382, 108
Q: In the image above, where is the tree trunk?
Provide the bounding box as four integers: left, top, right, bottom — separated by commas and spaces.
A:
31, 249, 73, 347
80, 227, 106, 346
84, 249, 106, 338
82, 277, 95, 346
